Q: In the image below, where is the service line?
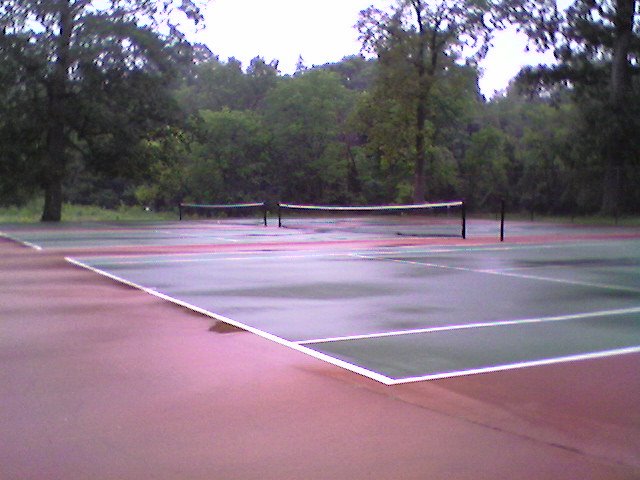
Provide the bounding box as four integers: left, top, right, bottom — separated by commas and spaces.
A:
389, 346, 640, 384
297, 306, 640, 345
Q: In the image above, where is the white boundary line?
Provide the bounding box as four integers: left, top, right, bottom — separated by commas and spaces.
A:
83, 251, 354, 265
387, 346, 640, 384
0, 231, 43, 251
479, 269, 640, 293
297, 306, 640, 345
65, 256, 396, 385
355, 239, 640, 257
352, 253, 640, 293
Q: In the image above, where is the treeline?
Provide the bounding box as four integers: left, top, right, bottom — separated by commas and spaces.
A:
1, 0, 638, 220
68, 54, 640, 216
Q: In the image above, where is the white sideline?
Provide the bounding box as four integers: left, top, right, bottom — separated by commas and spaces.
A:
65, 256, 397, 385
0, 231, 43, 250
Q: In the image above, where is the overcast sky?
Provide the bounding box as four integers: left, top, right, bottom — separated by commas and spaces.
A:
194, 0, 555, 98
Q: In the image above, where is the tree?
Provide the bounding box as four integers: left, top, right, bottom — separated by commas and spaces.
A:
351, 54, 483, 203
357, 0, 504, 203
462, 126, 510, 209
315, 55, 377, 91
133, 127, 192, 210
185, 109, 271, 204
0, 36, 45, 204
0, 0, 204, 221
512, 0, 640, 214
262, 70, 358, 203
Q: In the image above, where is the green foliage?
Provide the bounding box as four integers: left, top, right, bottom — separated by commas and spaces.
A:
185, 109, 271, 203
462, 127, 510, 209
0, 0, 204, 220
176, 56, 280, 114
352, 62, 480, 203
262, 70, 358, 203
512, 0, 640, 214
2, 0, 636, 221
134, 127, 192, 209
315, 56, 377, 91
480, 91, 580, 213
356, 0, 503, 202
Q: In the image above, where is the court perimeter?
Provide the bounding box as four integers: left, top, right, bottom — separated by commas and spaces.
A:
2, 218, 639, 479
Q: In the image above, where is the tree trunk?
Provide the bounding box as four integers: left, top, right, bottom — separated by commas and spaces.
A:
41, 105, 67, 222
413, 101, 426, 203
411, 0, 427, 204
41, 0, 73, 222
41, 172, 63, 222
601, 0, 635, 215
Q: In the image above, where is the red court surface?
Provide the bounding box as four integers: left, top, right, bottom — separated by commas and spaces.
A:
2, 228, 640, 479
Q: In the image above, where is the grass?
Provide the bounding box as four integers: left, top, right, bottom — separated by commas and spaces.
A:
0, 199, 176, 223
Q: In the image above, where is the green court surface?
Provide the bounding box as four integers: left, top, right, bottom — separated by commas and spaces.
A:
56, 234, 640, 384
3, 219, 640, 384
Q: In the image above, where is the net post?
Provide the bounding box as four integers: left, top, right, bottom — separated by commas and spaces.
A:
461, 202, 466, 239
500, 199, 505, 242
278, 203, 282, 228
263, 203, 268, 227
179, 203, 182, 221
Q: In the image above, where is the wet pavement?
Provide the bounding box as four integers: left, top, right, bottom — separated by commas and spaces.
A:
56, 231, 640, 384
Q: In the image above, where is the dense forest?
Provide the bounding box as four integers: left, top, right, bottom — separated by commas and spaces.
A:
1, 0, 638, 221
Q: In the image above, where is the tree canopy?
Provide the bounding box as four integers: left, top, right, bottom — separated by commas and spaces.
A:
356, 0, 525, 203
0, 0, 204, 221
514, 0, 640, 214
1, 0, 638, 220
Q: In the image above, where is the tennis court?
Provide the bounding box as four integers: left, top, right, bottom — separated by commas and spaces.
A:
3, 214, 640, 478
67, 239, 640, 384
4, 214, 639, 385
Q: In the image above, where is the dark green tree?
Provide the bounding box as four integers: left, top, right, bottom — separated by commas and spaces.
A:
315, 55, 377, 91
262, 70, 358, 203
357, 0, 505, 203
0, 0, 204, 221
352, 59, 481, 203
512, 0, 640, 214
176, 56, 281, 114
185, 109, 271, 203
0, 35, 45, 203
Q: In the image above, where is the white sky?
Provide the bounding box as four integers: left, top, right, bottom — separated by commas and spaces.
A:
195, 0, 555, 98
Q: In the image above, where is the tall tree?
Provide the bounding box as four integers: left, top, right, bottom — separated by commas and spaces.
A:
0, 33, 45, 203
357, 0, 503, 203
186, 109, 271, 204
0, 0, 204, 221
262, 70, 357, 203
512, 0, 640, 214
352, 62, 479, 203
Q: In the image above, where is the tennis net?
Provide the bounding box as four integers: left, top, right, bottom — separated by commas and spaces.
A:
179, 202, 268, 226
277, 201, 466, 238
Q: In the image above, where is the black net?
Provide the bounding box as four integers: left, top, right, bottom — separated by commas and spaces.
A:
277, 201, 465, 238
